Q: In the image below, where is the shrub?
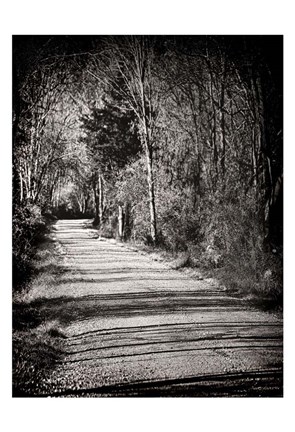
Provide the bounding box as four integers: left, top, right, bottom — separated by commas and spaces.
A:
197, 192, 282, 303
13, 202, 47, 290
115, 157, 151, 243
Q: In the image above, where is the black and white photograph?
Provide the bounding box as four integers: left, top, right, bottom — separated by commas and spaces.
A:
12, 34, 283, 399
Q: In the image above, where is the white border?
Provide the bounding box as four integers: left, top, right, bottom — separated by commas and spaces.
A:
1, 1, 294, 431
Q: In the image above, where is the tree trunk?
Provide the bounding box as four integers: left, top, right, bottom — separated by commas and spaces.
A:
252, 74, 271, 239
56, 185, 60, 209
252, 128, 258, 194
77, 196, 83, 213
84, 195, 89, 215
143, 140, 157, 243
92, 180, 100, 224
98, 174, 104, 226
138, 64, 157, 242
118, 205, 124, 238
19, 171, 23, 203
104, 36, 158, 243
219, 68, 226, 181
208, 69, 218, 187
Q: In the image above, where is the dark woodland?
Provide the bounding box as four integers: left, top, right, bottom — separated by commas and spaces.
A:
12, 36, 283, 397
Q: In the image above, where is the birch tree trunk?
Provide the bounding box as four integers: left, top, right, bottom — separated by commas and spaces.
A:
118, 205, 124, 238
136, 38, 157, 243
19, 171, 23, 203
144, 142, 157, 242
96, 36, 158, 243
98, 174, 104, 226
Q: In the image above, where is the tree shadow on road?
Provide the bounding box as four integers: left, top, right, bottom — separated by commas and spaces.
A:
13, 290, 251, 329
13, 289, 283, 397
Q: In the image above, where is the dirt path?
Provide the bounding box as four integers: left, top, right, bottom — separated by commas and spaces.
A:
31, 219, 283, 397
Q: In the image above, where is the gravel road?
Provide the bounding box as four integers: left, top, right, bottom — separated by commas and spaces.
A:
31, 219, 283, 397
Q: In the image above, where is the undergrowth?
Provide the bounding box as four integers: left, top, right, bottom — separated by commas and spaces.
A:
13, 203, 55, 291
99, 213, 283, 311
107, 158, 283, 310
12, 225, 66, 396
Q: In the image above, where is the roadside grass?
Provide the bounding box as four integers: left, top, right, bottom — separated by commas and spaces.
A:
13, 324, 63, 396
215, 253, 283, 311
105, 235, 283, 312
12, 230, 66, 396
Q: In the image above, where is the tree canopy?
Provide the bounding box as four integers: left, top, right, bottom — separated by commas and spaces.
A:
13, 35, 283, 295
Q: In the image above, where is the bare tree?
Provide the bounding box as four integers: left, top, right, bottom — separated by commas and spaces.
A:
87, 36, 161, 243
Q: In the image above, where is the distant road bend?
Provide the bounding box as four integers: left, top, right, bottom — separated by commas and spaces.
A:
35, 219, 283, 397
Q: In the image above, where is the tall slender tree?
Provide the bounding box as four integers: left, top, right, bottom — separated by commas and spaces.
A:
87, 36, 162, 243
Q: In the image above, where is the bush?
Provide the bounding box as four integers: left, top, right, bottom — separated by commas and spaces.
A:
157, 188, 202, 252
196, 192, 282, 303
100, 155, 282, 305
97, 214, 119, 239
115, 157, 151, 243
13, 202, 47, 290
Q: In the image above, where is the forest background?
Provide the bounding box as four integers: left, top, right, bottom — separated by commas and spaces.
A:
13, 35, 283, 304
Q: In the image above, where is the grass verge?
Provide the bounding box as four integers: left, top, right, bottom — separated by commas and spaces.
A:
109, 237, 283, 312
12, 228, 66, 397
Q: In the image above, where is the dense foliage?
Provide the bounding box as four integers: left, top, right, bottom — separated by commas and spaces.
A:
13, 36, 283, 300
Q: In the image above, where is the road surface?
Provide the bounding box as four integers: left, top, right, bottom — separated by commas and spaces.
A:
29, 219, 283, 397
